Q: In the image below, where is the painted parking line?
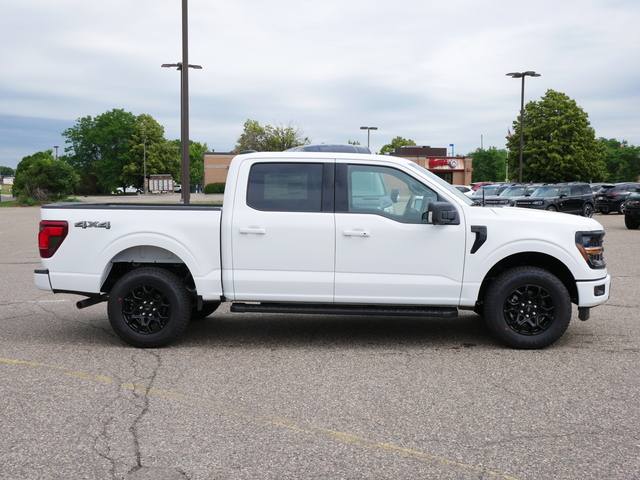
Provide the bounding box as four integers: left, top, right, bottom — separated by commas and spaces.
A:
0, 356, 520, 480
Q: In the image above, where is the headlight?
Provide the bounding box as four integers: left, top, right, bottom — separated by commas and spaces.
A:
576, 231, 606, 269
532, 200, 544, 206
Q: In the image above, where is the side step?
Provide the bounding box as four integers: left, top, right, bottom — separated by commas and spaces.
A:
230, 302, 458, 318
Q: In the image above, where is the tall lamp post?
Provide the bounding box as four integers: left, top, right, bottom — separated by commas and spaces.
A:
360, 126, 378, 149
506, 71, 541, 182
141, 135, 148, 194
54, 146, 59, 160
162, 0, 202, 204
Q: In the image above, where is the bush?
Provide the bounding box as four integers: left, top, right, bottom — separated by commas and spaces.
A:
204, 182, 225, 194
13, 150, 79, 202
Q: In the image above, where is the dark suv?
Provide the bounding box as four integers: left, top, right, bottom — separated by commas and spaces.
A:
514, 183, 595, 216
594, 182, 640, 214
623, 187, 640, 229
483, 184, 542, 207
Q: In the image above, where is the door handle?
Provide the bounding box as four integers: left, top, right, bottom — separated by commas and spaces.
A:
342, 230, 370, 237
239, 227, 266, 235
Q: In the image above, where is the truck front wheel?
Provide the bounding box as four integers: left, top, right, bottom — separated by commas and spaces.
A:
624, 214, 640, 229
484, 267, 571, 349
108, 267, 191, 347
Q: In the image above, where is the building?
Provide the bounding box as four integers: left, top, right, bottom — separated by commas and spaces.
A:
203, 152, 235, 186
390, 146, 473, 186
203, 146, 473, 187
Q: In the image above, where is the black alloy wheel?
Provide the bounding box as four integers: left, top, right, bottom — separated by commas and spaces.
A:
108, 267, 191, 347
484, 267, 571, 349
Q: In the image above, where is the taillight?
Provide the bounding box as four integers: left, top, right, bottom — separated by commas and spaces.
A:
39, 221, 69, 258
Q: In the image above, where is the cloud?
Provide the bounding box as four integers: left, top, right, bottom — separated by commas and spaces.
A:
1, 0, 639, 168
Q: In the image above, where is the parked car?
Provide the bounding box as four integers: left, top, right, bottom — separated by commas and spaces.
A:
594, 182, 640, 214
623, 187, 640, 229
285, 144, 371, 154
483, 184, 542, 207
454, 185, 473, 196
469, 181, 494, 191
514, 183, 595, 216
469, 184, 511, 204
174, 184, 182, 193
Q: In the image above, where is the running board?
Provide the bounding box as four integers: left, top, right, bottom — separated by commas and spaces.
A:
230, 303, 458, 318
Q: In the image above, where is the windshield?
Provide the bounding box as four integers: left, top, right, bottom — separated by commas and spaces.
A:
531, 185, 561, 197
500, 186, 527, 196
476, 185, 502, 196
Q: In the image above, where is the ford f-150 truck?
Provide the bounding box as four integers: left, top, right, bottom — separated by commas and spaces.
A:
34, 152, 610, 349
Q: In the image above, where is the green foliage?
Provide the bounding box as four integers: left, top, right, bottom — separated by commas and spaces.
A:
12, 150, 79, 202
506, 90, 606, 182
0, 166, 15, 176
599, 138, 640, 182
379, 137, 416, 155
62, 108, 137, 193
235, 119, 310, 152
204, 182, 225, 194
468, 147, 508, 182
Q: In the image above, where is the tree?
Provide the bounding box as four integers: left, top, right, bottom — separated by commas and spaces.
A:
0, 166, 15, 176
12, 150, 79, 202
379, 137, 416, 155
506, 90, 606, 183
599, 138, 640, 182
468, 147, 508, 182
235, 119, 310, 152
62, 108, 137, 193
189, 141, 208, 187
122, 114, 180, 188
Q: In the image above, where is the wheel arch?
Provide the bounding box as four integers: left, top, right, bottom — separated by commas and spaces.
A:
476, 252, 577, 308
100, 244, 195, 295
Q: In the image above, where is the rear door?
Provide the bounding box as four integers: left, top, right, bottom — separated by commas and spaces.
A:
227, 159, 336, 302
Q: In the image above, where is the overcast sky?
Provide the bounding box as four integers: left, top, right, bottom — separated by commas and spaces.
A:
1, 0, 639, 169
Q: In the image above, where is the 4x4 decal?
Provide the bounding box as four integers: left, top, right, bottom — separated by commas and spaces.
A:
74, 221, 111, 229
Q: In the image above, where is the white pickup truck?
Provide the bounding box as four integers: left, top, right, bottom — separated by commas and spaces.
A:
35, 152, 610, 349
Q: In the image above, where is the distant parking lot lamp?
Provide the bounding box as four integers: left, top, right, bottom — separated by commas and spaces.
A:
360, 126, 378, 149
506, 71, 541, 182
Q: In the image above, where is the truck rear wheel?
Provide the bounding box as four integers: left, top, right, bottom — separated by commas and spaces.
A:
484, 267, 571, 349
108, 267, 191, 347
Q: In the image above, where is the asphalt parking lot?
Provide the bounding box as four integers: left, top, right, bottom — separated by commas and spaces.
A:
1, 205, 638, 480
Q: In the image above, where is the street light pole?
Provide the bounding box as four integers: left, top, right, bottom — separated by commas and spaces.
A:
162, 0, 202, 204
141, 135, 147, 194
360, 126, 378, 149
54, 146, 59, 160
506, 71, 541, 182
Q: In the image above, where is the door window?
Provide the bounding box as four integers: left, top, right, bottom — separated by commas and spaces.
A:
247, 163, 323, 212
346, 165, 438, 223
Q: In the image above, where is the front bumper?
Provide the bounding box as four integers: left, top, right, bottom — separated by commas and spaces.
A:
576, 274, 611, 308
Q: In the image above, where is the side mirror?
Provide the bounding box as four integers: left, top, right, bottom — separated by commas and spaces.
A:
427, 202, 460, 225
391, 188, 399, 203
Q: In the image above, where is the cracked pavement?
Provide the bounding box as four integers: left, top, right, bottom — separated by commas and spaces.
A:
0, 206, 639, 479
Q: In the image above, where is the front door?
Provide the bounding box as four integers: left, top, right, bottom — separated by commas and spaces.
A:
334, 163, 465, 305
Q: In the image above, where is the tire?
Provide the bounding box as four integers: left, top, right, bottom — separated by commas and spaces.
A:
191, 301, 221, 320
484, 267, 572, 349
625, 214, 640, 229
546, 205, 557, 212
618, 201, 627, 214
108, 267, 191, 347
582, 203, 594, 217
